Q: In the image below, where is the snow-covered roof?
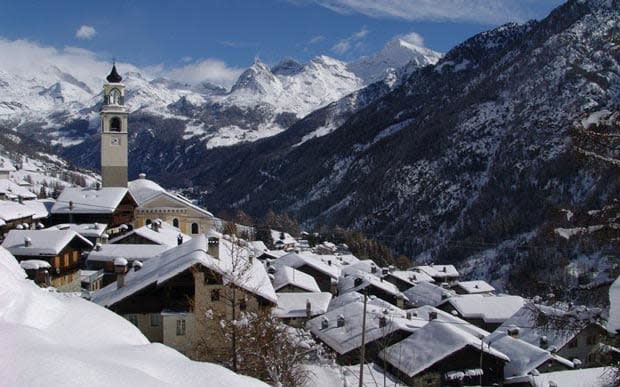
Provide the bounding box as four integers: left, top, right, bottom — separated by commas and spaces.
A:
248, 240, 268, 256
272, 265, 321, 293
93, 234, 277, 307
487, 331, 573, 378
340, 259, 379, 277
412, 264, 459, 280
609, 275, 620, 334
0, 157, 16, 172
19, 259, 51, 270
51, 187, 131, 214
389, 269, 435, 286
0, 179, 37, 200
307, 299, 421, 355
379, 307, 508, 378
271, 229, 297, 246
274, 251, 341, 279
51, 223, 108, 238
110, 221, 191, 247
456, 280, 495, 294
128, 176, 213, 217
327, 291, 397, 312
446, 294, 524, 323
274, 292, 332, 318
339, 271, 402, 298
529, 367, 611, 387
403, 281, 454, 307
20, 199, 52, 219
0, 200, 36, 221
0, 246, 269, 387
87, 244, 171, 263
2, 229, 93, 256
495, 304, 599, 351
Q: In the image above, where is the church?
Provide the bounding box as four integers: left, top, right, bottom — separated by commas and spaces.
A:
52, 65, 213, 235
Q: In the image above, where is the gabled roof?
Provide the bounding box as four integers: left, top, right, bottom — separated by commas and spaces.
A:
339, 271, 403, 299
379, 316, 508, 378
0, 180, 37, 200
412, 264, 459, 280
21, 199, 53, 220
403, 281, 454, 307
0, 157, 16, 172
446, 294, 524, 323
86, 244, 171, 263
328, 291, 397, 312
128, 176, 213, 217
272, 266, 321, 293
2, 229, 93, 256
307, 299, 420, 355
51, 223, 108, 239
109, 221, 191, 247
92, 234, 277, 307
274, 292, 332, 318
340, 259, 379, 277
0, 200, 36, 221
389, 270, 435, 286
488, 331, 573, 378
51, 187, 132, 214
275, 252, 341, 279
455, 280, 495, 294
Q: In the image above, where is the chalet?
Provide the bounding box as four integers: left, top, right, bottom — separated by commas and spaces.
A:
50, 187, 137, 229
109, 220, 191, 247
403, 281, 454, 307
453, 280, 495, 295
379, 306, 508, 387
272, 265, 321, 293
274, 252, 340, 293
0, 179, 37, 201
271, 230, 297, 250
92, 233, 277, 360
49, 223, 109, 244
0, 158, 16, 180
2, 229, 93, 291
439, 294, 524, 331
21, 199, 53, 222
128, 174, 213, 236
274, 292, 332, 327
339, 271, 406, 308
307, 297, 420, 365
385, 269, 435, 292
19, 259, 51, 287
0, 200, 36, 233
412, 264, 459, 285
495, 303, 608, 367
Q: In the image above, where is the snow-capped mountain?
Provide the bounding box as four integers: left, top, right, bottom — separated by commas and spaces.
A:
0, 37, 440, 150
149, 0, 620, 297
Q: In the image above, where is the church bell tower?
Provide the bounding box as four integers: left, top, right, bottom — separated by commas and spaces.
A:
100, 64, 128, 188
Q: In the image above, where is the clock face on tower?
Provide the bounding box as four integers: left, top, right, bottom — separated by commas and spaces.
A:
111, 135, 120, 145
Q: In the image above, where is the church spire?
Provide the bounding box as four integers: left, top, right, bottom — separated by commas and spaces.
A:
106, 63, 123, 83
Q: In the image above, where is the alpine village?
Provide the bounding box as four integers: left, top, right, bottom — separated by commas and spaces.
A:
1, 1, 620, 386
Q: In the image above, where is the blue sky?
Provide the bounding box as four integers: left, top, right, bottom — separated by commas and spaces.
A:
0, 0, 564, 86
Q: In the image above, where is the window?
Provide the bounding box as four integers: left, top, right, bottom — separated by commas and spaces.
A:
110, 117, 121, 132
145, 219, 152, 226
150, 313, 161, 327
173, 218, 179, 228
239, 299, 247, 312
211, 289, 220, 302
191, 222, 199, 234
176, 319, 186, 336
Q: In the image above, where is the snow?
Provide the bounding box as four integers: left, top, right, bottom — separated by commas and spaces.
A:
446, 294, 525, 323
86, 244, 171, 263
0, 246, 268, 387
608, 275, 620, 334
530, 367, 611, 387
21, 199, 52, 219
274, 292, 332, 318
0, 200, 36, 221
19, 259, 51, 270
93, 234, 277, 307
456, 280, 496, 294
0, 179, 37, 200
403, 281, 454, 307
50, 222, 108, 239
51, 187, 130, 214
128, 176, 213, 217
413, 264, 459, 280
2, 229, 92, 256
272, 265, 321, 293
274, 252, 341, 280
110, 221, 192, 247
339, 271, 402, 299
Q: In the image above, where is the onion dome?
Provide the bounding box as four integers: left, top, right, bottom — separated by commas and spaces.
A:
106, 64, 123, 83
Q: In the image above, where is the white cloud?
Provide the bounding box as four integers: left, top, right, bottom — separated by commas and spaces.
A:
297, 0, 558, 24
399, 31, 424, 47
309, 35, 326, 44
331, 27, 369, 54
165, 59, 243, 89
76, 25, 96, 40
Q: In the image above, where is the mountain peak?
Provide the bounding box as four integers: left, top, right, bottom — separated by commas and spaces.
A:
272, 57, 303, 76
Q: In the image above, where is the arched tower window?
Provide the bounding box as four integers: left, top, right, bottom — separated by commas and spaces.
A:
110, 117, 121, 132
191, 223, 199, 234
110, 88, 121, 105
173, 218, 179, 228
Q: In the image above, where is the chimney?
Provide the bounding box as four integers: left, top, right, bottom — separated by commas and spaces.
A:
371, 265, 377, 274
406, 311, 412, 320
94, 243, 102, 251
101, 233, 109, 244
133, 260, 143, 272
24, 237, 32, 247
306, 299, 312, 319
152, 220, 160, 232
207, 237, 220, 259
397, 293, 404, 309
177, 233, 183, 245
327, 260, 332, 266
508, 326, 520, 338
114, 257, 128, 289
330, 278, 338, 295
139, 173, 146, 179
321, 317, 329, 329
382, 267, 389, 276
429, 311, 438, 321
337, 314, 345, 327
379, 315, 387, 328
539, 336, 548, 349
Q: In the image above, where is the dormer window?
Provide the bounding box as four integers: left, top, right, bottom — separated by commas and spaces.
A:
110, 117, 121, 132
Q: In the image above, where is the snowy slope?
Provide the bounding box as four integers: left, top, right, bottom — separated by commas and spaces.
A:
0, 246, 268, 387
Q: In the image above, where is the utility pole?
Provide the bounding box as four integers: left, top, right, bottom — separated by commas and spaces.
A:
359, 291, 367, 387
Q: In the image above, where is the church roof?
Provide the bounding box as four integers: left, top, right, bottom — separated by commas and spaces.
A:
106, 64, 123, 83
